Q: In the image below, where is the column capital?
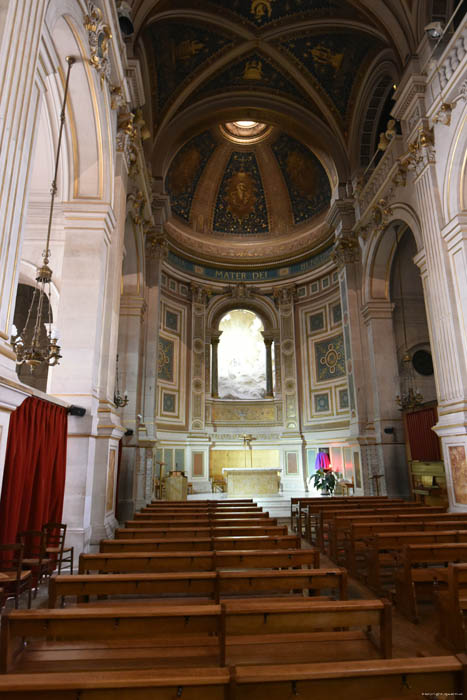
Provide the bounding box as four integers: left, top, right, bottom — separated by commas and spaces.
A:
326, 198, 356, 234
273, 285, 296, 307
189, 283, 213, 305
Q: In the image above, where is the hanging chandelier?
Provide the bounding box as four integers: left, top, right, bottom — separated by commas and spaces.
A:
394, 226, 423, 411
10, 56, 75, 370
114, 354, 129, 408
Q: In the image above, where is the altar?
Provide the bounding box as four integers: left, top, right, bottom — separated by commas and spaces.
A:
222, 467, 280, 496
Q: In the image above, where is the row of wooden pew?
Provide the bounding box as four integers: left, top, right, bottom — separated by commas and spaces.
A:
0, 496, 465, 699
294, 494, 467, 652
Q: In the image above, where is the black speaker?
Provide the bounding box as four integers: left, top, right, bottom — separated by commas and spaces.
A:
67, 405, 86, 417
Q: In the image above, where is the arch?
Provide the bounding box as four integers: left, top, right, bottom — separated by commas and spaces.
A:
150, 94, 347, 191
443, 100, 467, 221
362, 206, 423, 306
207, 291, 279, 333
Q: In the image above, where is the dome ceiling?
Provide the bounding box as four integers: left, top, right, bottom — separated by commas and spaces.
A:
166, 126, 331, 237
132, 0, 425, 267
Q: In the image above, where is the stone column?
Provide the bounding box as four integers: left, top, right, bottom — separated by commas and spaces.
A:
329, 199, 375, 494
117, 293, 146, 521
190, 284, 209, 432
274, 285, 304, 489
0, 0, 48, 486
136, 225, 168, 509
262, 333, 274, 397
210, 331, 222, 398
362, 301, 409, 497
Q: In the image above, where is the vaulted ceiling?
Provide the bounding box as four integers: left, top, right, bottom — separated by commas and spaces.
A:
128, 0, 430, 267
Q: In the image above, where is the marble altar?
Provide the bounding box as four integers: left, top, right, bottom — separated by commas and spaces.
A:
222, 467, 280, 496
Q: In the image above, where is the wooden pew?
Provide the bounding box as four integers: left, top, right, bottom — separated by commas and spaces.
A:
132, 512, 272, 522
78, 549, 319, 575
394, 543, 467, 622
231, 656, 467, 700
361, 530, 467, 594
48, 568, 346, 608
0, 604, 223, 673
319, 506, 446, 558
435, 563, 467, 652
0, 667, 231, 699
48, 572, 219, 607
218, 568, 346, 601
0, 658, 465, 700
290, 496, 392, 533
143, 506, 263, 513
151, 499, 254, 505
344, 519, 467, 577
117, 525, 288, 538
99, 535, 300, 553
124, 518, 276, 528
222, 598, 392, 665
295, 497, 399, 537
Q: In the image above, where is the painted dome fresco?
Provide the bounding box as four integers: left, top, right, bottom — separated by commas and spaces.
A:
166, 124, 331, 234
136, 0, 407, 266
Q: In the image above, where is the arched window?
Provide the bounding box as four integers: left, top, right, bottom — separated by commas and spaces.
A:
216, 309, 274, 399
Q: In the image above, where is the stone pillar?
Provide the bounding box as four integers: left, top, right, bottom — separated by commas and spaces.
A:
274, 285, 304, 489
117, 293, 146, 521
49, 205, 124, 553
408, 133, 467, 511
329, 199, 375, 494
210, 331, 222, 398
136, 227, 167, 509
362, 301, 409, 497
190, 284, 209, 432
0, 0, 48, 486
263, 333, 274, 397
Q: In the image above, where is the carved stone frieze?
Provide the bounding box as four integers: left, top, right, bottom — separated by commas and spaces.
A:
146, 231, 168, 261
189, 283, 213, 305
84, 2, 112, 86
273, 285, 296, 307
331, 234, 360, 266
438, 29, 467, 90
406, 127, 436, 175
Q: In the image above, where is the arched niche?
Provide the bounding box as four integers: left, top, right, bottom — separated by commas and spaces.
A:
206, 291, 278, 399
362, 206, 423, 305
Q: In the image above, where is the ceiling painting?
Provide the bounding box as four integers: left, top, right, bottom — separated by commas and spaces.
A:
166, 130, 217, 222
280, 31, 384, 122
186, 51, 311, 110
205, 0, 347, 28
272, 133, 331, 224
146, 21, 234, 113
213, 151, 269, 234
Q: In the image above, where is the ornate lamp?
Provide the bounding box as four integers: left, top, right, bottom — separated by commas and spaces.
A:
114, 354, 128, 408
10, 56, 75, 370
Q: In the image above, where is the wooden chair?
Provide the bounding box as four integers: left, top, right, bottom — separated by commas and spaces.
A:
16, 530, 51, 594
42, 523, 74, 575
0, 544, 32, 610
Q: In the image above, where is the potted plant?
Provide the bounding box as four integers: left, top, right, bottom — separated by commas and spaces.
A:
309, 450, 337, 496
310, 467, 337, 496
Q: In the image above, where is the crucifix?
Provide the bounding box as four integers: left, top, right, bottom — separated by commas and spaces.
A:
242, 433, 256, 468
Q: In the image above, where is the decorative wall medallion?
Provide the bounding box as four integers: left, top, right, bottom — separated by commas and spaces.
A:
338, 387, 349, 410
158, 337, 174, 382
315, 333, 345, 382
281, 339, 294, 355
193, 338, 204, 354
162, 393, 176, 413
314, 392, 330, 413
284, 378, 295, 392
192, 378, 203, 392
84, 2, 112, 86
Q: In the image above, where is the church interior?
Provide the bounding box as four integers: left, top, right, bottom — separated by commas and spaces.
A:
1, 0, 467, 696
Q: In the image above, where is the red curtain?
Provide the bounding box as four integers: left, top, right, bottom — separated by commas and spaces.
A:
0, 396, 68, 545
405, 407, 441, 461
